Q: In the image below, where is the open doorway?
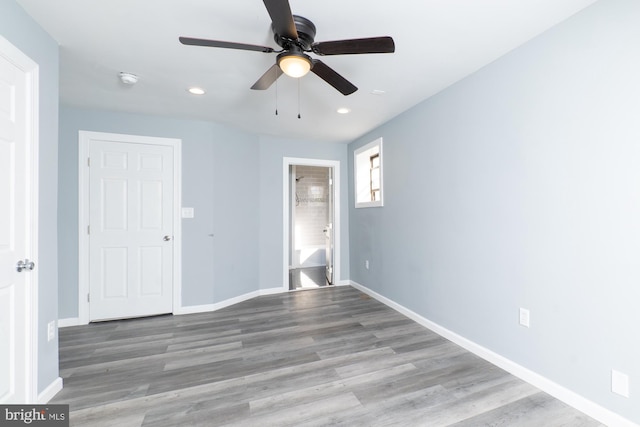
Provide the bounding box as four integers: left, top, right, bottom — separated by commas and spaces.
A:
290, 165, 331, 289
283, 158, 340, 291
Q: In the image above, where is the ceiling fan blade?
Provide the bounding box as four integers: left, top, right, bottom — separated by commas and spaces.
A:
311, 60, 357, 96
251, 64, 284, 90
179, 36, 274, 53
262, 0, 298, 40
312, 36, 395, 56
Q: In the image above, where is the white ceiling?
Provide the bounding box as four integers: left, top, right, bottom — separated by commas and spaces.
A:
17, 0, 597, 143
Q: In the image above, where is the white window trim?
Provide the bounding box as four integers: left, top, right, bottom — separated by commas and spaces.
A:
354, 137, 384, 208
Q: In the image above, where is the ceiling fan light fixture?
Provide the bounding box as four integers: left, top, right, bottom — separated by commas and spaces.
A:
277, 52, 312, 78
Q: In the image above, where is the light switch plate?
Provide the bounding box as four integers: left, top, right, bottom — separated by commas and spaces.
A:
519, 308, 530, 328
181, 207, 194, 218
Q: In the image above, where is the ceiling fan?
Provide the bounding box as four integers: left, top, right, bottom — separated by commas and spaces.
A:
179, 0, 395, 96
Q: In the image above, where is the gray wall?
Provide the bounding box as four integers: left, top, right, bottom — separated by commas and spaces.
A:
58, 107, 260, 315
349, 0, 639, 423
0, 1, 60, 395
58, 108, 350, 317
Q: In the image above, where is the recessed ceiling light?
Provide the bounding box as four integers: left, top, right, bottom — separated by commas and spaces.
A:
337, 107, 351, 114
371, 89, 386, 96
188, 87, 206, 95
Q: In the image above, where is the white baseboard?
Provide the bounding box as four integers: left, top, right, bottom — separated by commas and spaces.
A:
174, 287, 286, 315
37, 377, 63, 403
63, 288, 289, 321
58, 318, 81, 328
258, 287, 287, 296
349, 280, 638, 427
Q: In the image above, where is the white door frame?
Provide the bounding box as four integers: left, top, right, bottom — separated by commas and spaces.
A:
0, 35, 39, 403
283, 157, 340, 290
78, 131, 182, 324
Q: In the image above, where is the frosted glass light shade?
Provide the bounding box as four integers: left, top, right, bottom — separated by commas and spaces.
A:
278, 54, 312, 78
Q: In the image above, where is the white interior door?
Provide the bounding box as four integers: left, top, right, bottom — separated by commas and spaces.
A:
88, 139, 174, 321
0, 37, 36, 404
324, 167, 334, 285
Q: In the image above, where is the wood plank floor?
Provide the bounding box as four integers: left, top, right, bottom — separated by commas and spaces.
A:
52, 286, 603, 427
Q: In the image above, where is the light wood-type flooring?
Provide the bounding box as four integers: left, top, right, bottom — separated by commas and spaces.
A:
52, 286, 603, 426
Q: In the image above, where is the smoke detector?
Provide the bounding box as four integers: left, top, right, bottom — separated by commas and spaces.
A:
119, 72, 139, 85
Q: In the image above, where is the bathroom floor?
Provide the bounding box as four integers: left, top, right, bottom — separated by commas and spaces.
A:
289, 266, 329, 290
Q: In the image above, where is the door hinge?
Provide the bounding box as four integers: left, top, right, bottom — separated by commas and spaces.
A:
87, 293, 90, 303
87, 157, 91, 167
87, 225, 90, 234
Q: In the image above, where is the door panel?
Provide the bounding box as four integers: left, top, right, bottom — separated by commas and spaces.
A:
89, 140, 174, 321
0, 40, 32, 404
140, 247, 163, 296
102, 179, 128, 230
101, 247, 128, 298
140, 180, 163, 229
325, 168, 334, 285
0, 287, 16, 400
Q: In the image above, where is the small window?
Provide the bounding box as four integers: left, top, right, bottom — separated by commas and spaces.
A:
370, 153, 380, 201
355, 138, 383, 208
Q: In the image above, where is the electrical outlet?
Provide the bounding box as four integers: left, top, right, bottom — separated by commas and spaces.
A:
365, 260, 369, 270
612, 370, 630, 398
519, 308, 530, 328
47, 321, 55, 341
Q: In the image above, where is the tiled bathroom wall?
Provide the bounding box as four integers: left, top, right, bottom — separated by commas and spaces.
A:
293, 165, 329, 266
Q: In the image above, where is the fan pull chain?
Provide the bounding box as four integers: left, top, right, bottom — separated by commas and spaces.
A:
297, 79, 301, 119
275, 77, 279, 116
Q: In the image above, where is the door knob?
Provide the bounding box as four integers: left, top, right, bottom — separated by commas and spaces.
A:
16, 259, 35, 272
163, 235, 172, 241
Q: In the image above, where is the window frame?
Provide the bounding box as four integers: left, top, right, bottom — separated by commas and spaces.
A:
354, 138, 384, 208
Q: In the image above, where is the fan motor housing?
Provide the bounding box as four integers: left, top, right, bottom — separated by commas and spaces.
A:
273, 15, 316, 50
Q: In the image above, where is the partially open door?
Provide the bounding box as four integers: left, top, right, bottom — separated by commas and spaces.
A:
324, 167, 334, 285
0, 35, 38, 404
